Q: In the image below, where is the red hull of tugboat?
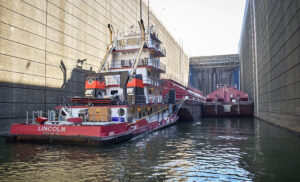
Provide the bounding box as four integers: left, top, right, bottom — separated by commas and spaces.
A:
10, 123, 128, 137
6, 115, 178, 146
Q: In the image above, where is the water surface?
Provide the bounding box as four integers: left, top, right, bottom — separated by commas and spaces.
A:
1, 118, 300, 181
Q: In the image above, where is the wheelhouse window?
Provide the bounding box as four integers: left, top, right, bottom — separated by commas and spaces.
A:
111, 90, 118, 95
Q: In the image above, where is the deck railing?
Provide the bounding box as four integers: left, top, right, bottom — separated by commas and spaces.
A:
110, 59, 166, 72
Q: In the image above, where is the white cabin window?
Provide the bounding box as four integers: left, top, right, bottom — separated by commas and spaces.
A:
127, 88, 134, 95
121, 60, 125, 67
111, 90, 118, 95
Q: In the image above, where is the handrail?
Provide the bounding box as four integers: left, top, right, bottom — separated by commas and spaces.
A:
110, 59, 166, 72
128, 98, 185, 126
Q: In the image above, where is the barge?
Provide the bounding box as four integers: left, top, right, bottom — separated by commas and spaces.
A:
6, 20, 191, 146
202, 86, 253, 117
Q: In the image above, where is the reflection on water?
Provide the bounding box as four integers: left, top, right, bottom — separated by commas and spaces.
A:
1, 118, 300, 181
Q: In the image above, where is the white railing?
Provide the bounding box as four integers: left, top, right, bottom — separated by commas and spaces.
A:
110, 58, 166, 72
146, 95, 162, 104
143, 78, 163, 86
104, 75, 121, 86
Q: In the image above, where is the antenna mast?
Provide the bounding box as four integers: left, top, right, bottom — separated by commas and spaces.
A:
140, 0, 142, 20
148, 0, 150, 29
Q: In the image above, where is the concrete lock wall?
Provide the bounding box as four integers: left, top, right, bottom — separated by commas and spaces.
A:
239, 0, 300, 133
0, 0, 189, 135
189, 54, 240, 96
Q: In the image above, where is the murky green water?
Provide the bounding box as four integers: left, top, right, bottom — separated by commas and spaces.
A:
1, 118, 300, 182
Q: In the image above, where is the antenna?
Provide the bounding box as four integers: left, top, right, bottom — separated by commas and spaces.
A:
140, 0, 142, 20
148, 0, 150, 29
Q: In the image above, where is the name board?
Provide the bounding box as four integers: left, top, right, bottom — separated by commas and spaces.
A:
38, 126, 66, 133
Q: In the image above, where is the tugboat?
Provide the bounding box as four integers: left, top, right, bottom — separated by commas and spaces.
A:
6, 20, 182, 146
202, 86, 253, 117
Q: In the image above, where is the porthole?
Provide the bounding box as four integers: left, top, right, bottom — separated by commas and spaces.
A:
118, 108, 125, 116
61, 110, 66, 116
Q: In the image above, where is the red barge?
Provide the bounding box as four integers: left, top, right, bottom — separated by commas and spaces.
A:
6, 20, 202, 146
202, 86, 253, 117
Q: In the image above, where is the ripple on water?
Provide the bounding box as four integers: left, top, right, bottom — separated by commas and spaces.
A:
1, 118, 300, 181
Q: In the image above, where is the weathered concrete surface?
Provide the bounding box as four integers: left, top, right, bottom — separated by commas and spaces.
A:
189, 54, 239, 96
0, 0, 189, 134
239, 0, 300, 133
178, 101, 202, 122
